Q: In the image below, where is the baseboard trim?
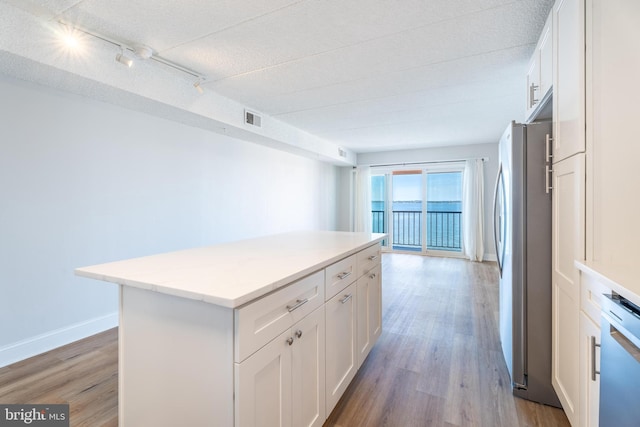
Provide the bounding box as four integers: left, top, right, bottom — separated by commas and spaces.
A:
484, 253, 497, 262
0, 312, 118, 368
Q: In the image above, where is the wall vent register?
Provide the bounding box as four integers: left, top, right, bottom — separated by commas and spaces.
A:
245, 110, 262, 127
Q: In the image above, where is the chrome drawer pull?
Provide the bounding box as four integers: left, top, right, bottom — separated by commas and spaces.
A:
337, 271, 352, 280
369, 273, 376, 279
286, 337, 294, 346
368, 255, 378, 261
286, 298, 309, 312
591, 336, 601, 381
339, 294, 353, 304
295, 330, 302, 339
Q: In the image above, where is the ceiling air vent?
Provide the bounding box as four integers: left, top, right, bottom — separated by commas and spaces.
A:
245, 110, 262, 127
338, 147, 348, 158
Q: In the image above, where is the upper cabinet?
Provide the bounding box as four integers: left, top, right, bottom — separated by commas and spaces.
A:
552, 0, 586, 163
526, 11, 553, 121
587, 0, 640, 267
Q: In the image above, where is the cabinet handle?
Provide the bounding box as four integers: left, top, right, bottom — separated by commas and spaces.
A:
339, 293, 353, 304
591, 336, 601, 381
545, 164, 553, 194
368, 255, 378, 261
529, 83, 539, 107
286, 337, 294, 346
369, 273, 376, 279
286, 298, 309, 312
295, 330, 302, 339
337, 271, 352, 280
545, 134, 553, 164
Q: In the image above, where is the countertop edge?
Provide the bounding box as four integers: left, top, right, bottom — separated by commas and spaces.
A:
575, 260, 640, 308
75, 232, 386, 309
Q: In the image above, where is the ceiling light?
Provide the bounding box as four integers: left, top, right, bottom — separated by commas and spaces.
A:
62, 33, 80, 49
116, 49, 133, 67
57, 23, 83, 53
194, 80, 204, 94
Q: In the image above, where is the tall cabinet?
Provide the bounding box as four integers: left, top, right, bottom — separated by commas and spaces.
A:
550, 0, 586, 425
550, 0, 640, 425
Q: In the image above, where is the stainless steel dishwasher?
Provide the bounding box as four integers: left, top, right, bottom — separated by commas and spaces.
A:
600, 294, 640, 427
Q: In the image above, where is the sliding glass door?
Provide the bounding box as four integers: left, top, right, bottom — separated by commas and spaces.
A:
371, 166, 463, 255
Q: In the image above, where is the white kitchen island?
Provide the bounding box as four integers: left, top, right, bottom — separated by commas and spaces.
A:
76, 231, 386, 427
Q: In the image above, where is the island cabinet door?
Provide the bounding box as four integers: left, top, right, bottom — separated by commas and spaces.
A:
325, 283, 357, 415
356, 264, 382, 368
292, 307, 326, 427
235, 329, 293, 427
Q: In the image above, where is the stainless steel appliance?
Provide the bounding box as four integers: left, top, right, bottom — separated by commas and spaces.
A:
493, 121, 560, 407
599, 294, 640, 426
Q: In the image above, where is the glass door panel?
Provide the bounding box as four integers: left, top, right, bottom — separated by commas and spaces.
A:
426, 172, 463, 253
392, 171, 422, 252
371, 174, 388, 247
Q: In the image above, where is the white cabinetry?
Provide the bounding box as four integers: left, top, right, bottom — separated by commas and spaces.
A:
235, 306, 326, 427
325, 242, 382, 414
235, 307, 326, 427
587, 0, 640, 267
292, 308, 326, 427
549, 0, 640, 424
550, 1, 587, 424
236, 329, 293, 427
526, 10, 553, 121
552, 153, 585, 426
237, 243, 382, 426
578, 313, 599, 427
235, 271, 326, 427
325, 283, 357, 414
553, 0, 586, 162
356, 264, 382, 368
325, 254, 357, 300
76, 232, 385, 427
577, 270, 610, 427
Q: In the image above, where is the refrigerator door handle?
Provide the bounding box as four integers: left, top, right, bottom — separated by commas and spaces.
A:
493, 164, 504, 276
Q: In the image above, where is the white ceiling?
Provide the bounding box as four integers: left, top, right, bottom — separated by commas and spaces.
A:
2, 0, 554, 153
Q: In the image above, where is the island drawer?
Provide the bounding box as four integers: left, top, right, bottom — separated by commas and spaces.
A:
234, 270, 324, 363
325, 254, 357, 300
357, 243, 381, 277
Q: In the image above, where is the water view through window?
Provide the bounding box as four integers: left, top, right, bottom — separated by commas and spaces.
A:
371, 170, 462, 253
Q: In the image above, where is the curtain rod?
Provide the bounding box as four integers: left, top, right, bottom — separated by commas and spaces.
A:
358, 157, 487, 169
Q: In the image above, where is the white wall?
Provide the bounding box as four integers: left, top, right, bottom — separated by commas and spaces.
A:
357, 143, 499, 259
0, 75, 341, 366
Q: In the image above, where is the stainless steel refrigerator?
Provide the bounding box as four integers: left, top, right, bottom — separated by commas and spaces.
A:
493, 121, 561, 407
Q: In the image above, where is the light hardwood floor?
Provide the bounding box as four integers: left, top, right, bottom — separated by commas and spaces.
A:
325, 253, 569, 427
0, 253, 569, 426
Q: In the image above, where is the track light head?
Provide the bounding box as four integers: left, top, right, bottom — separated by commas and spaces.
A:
115, 50, 133, 67
194, 80, 204, 94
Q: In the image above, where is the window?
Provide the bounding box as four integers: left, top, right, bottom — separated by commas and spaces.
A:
371, 165, 464, 255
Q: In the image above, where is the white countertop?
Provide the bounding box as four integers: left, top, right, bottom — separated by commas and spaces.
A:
75, 231, 386, 308
575, 260, 640, 307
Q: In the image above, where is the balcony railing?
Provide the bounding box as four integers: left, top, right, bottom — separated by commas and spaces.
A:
372, 210, 462, 251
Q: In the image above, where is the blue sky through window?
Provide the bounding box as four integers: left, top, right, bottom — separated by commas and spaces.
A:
372, 172, 462, 202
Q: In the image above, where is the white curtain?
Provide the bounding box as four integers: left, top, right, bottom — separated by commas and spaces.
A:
462, 159, 484, 262
354, 166, 372, 233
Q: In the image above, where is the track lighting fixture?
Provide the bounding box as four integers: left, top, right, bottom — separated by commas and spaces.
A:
56, 22, 207, 94
115, 48, 133, 67
133, 45, 153, 60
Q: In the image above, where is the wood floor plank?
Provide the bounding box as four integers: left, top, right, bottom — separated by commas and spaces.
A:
0, 254, 570, 427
